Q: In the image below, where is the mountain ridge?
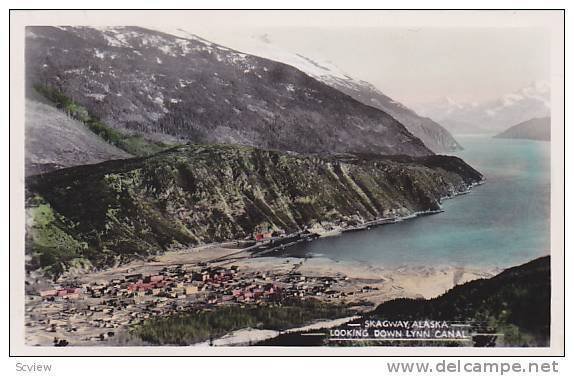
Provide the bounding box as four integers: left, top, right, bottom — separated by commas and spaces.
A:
26, 25, 433, 175
494, 117, 550, 141
415, 81, 550, 135
25, 94, 132, 176
204, 32, 461, 153
25, 143, 482, 276
257, 256, 550, 347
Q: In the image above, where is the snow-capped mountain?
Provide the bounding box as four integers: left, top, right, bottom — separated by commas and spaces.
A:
177, 32, 461, 152
414, 81, 551, 135
26, 26, 433, 165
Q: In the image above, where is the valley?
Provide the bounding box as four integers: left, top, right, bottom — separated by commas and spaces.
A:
21, 25, 552, 349
25, 143, 482, 277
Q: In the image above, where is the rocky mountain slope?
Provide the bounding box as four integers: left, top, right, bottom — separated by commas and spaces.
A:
208, 32, 461, 152
25, 95, 132, 176
26, 144, 482, 276
415, 81, 550, 135
26, 26, 432, 160
328, 79, 463, 152
259, 256, 550, 347
371, 255, 550, 346
494, 117, 550, 141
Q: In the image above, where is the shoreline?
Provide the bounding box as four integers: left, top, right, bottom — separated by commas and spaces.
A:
243, 179, 486, 256
25, 241, 499, 346
309, 179, 486, 238
33, 178, 486, 283
25, 180, 496, 346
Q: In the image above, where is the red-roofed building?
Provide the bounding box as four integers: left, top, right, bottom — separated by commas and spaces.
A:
255, 232, 273, 241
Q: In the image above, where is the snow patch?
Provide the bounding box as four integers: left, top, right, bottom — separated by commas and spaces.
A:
158, 44, 177, 57
94, 49, 105, 60
85, 93, 106, 101
101, 33, 126, 47
64, 68, 85, 74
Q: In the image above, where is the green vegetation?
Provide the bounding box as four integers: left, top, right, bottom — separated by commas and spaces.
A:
33, 85, 170, 156
257, 257, 550, 347
26, 143, 481, 277
131, 299, 350, 345
370, 256, 550, 347
26, 195, 90, 276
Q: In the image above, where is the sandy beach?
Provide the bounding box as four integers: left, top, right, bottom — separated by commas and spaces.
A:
72, 243, 497, 311
25, 241, 499, 346
85, 242, 497, 303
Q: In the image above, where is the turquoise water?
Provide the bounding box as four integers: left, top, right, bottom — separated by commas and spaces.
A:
283, 135, 551, 268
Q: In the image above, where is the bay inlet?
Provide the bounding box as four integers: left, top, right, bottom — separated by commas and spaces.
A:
280, 135, 551, 269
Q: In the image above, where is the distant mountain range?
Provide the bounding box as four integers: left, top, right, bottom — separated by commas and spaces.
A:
494, 117, 551, 141
26, 26, 433, 176
414, 81, 550, 135
192, 32, 461, 153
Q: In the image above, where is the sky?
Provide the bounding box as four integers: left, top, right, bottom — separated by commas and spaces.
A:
38, 10, 535, 109
197, 27, 550, 106
138, 11, 552, 107
15, 10, 556, 107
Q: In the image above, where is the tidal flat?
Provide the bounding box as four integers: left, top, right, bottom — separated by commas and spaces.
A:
25, 242, 496, 346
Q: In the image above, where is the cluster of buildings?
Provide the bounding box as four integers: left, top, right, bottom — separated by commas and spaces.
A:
71, 265, 284, 303
39, 287, 82, 300
27, 262, 358, 346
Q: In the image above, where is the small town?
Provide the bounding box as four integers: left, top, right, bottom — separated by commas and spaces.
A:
25, 247, 378, 346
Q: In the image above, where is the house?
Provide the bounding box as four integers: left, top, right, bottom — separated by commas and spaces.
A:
185, 286, 199, 295
255, 232, 273, 241
125, 273, 143, 282
39, 290, 58, 298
